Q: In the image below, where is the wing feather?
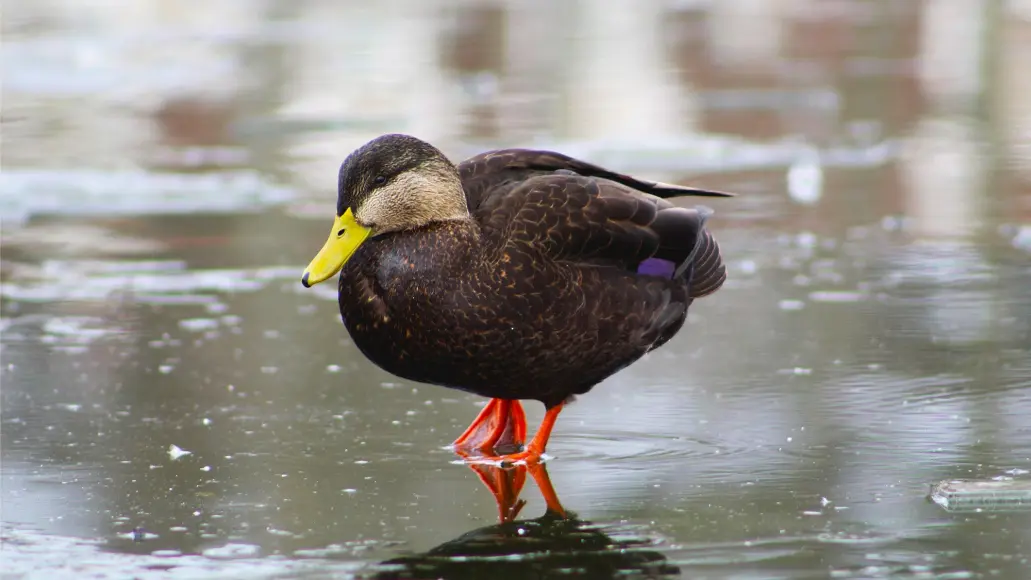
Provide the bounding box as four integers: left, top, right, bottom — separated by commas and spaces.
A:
459, 148, 727, 296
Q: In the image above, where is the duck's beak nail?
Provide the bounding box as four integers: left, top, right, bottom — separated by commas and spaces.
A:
301, 272, 311, 288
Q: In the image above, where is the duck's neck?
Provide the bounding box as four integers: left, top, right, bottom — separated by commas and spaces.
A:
426, 175, 470, 222
400, 175, 471, 229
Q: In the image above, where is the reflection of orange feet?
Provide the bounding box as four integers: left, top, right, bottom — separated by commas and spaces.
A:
456, 452, 566, 523
452, 398, 527, 454
457, 453, 528, 522
526, 462, 565, 517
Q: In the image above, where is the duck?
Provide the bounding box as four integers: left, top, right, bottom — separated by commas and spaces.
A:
301, 134, 730, 465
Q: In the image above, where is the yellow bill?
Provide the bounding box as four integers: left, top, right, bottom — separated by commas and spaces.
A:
301, 208, 372, 287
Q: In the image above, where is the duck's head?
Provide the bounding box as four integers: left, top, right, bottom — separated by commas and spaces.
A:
301, 134, 468, 288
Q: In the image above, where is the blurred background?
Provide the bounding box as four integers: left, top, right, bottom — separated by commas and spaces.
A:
2, 1, 1031, 578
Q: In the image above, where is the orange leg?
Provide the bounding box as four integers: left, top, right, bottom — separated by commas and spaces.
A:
452, 398, 527, 453
494, 398, 527, 453
484, 402, 565, 466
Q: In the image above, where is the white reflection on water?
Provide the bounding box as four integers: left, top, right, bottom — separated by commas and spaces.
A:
0, 170, 294, 226
0, 259, 301, 304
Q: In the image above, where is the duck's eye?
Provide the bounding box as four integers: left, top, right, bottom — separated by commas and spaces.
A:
373, 175, 387, 186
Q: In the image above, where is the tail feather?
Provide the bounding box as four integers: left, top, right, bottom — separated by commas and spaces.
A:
660, 205, 725, 298
671, 206, 713, 279
686, 230, 726, 298
640, 203, 727, 298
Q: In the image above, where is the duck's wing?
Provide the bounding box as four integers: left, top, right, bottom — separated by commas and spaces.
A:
475, 169, 727, 299
457, 149, 733, 213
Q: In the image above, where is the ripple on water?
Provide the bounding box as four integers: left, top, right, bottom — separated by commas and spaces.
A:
558, 429, 749, 466
815, 365, 1031, 497
545, 429, 812, 510
539, 375, 832, 498
822, 372, 976, 452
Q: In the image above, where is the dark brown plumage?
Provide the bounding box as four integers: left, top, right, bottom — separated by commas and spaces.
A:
303, 134, 731, 463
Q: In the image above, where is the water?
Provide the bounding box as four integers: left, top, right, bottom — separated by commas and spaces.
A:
3, 1, 1031, 578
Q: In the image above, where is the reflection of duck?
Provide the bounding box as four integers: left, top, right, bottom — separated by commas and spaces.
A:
301, 134, 731, 463
368, 461, 680, 580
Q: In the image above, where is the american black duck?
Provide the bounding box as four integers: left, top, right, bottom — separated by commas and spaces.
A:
301, 134, 730, 464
